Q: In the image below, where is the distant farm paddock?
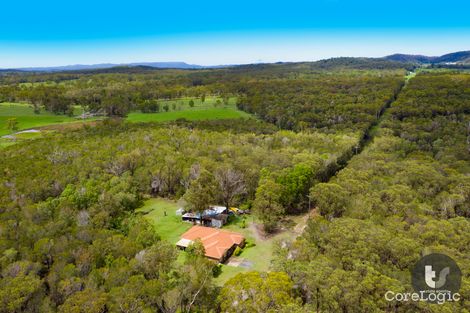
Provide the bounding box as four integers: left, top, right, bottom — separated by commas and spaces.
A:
0, 97, 251, 146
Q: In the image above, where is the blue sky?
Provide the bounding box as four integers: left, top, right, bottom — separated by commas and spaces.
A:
1, 0, 469, 67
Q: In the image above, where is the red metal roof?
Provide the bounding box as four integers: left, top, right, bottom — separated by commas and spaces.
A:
179, 225, 245, 260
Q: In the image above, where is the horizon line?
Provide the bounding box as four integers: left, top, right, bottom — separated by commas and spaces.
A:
2, 49, 469, 71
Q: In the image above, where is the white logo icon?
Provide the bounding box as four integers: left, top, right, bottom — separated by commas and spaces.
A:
425, 265, 450, 289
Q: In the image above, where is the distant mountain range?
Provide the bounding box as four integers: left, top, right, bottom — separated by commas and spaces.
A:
1, 50, 469, 73
384, 50, 470, 64
3, 62, 228, 72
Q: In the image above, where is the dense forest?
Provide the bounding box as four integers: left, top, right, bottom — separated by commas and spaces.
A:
274, 72, 470, 312
236, 72, 404, 131
0, 62, 469, 312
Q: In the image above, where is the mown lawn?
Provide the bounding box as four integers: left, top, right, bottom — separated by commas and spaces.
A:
136, 198, 192, 244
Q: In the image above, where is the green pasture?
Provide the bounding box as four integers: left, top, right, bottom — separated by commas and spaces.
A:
127, 97, 251, 123
1, 97, 251, 138
127, 107, 250, 123
0, 102, 86, 136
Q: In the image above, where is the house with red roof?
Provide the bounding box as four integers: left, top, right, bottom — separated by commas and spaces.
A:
176, 225, 245, 262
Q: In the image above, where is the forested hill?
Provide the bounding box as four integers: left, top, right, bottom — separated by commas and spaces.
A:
5, 50, 469, 76
1, 57, 413, 77
228, 57, 412, 72
385, 50, 470, 64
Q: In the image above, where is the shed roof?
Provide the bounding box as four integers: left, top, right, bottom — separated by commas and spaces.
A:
175, 238, 193, 248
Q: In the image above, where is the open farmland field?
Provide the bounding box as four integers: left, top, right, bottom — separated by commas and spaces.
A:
0, 98, 250, 139
0, 102, 94, 136
127, 107, 250, 123
127, 96, 251, 123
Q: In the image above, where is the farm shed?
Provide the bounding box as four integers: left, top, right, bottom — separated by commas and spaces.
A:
181, 205, 229, 227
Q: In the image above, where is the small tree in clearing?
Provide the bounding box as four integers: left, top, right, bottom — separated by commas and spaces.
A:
6, 118, 19, 131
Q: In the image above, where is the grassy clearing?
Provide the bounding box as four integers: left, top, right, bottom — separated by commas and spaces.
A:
136, 198, 192, 244
127, 107, 250, 123
0, 102, 91, 136
137, 198, 303, 285
130, 198, 304, 285
127, 97, 251, 123
213, 215, 300, 285
1, 97, 250, 138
